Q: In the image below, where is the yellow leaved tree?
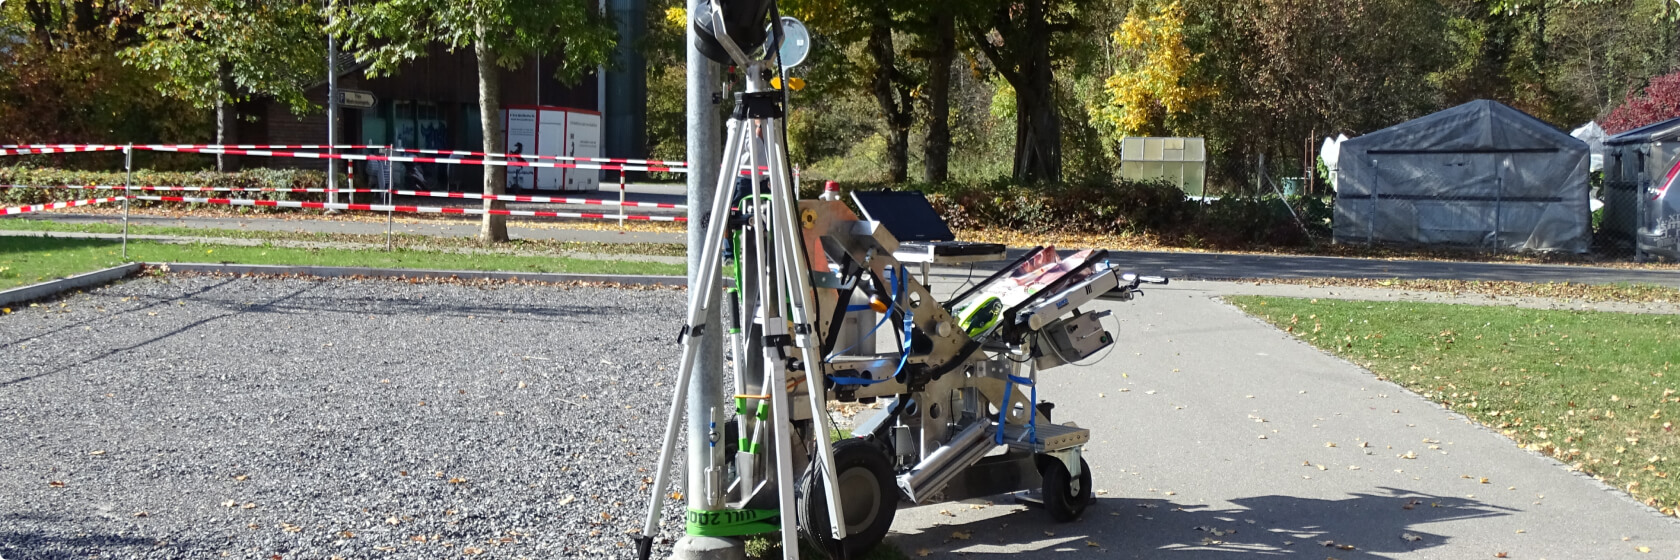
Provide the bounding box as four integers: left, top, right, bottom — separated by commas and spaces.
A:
1097, 0, 1202, 138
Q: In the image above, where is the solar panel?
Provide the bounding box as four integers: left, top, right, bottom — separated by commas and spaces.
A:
849, 190, 956, 242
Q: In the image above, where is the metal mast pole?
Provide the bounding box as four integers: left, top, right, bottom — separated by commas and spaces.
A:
326, 2, 340, 210
670, 0, 738, 557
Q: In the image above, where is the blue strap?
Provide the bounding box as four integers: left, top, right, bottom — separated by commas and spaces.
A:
997, 374, 1039, 445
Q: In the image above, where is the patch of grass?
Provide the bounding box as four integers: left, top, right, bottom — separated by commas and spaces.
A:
1232, 296, 1680, 515
0, 218, 687, 257
0, 236, 682, 291
1252, 277, 1680, 304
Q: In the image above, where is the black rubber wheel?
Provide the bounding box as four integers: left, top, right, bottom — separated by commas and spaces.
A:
1041, 456, 1093, 522
797, 438, 898, 559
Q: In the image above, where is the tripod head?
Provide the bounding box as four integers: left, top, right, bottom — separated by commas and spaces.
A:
692, 0, 773, 65
693, 0, 809, 69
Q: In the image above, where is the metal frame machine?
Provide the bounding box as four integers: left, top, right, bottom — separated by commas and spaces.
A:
635, 2, 1167, 558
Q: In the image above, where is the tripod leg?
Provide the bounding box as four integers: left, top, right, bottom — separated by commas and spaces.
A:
637, 118, 749, 559
764, 116, 850, 542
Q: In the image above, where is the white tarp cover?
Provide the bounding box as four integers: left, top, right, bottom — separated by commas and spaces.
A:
1570, 121, 1608, 172
1333, 100, 1590, 252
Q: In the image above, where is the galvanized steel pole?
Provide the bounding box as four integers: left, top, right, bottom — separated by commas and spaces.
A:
670, 0, 737, 556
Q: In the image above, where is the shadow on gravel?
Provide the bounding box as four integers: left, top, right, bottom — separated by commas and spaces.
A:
0, 521, 166, 560
197, 294, 622, 323
0, 280, 312, 388
890, 487, 1515, 559
0, 276, 239, 350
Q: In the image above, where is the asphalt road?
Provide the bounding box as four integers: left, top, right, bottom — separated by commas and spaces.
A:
887, 281, 1680, 559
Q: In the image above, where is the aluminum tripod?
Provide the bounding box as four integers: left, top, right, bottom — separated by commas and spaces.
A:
636, 60, 847, 560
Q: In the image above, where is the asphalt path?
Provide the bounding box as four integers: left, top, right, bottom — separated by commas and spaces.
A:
886, 281, 1680, 559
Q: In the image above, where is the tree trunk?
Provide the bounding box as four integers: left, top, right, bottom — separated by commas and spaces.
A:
475, 24, 509, 243
968, 0, 1061, 184
1017, 0, 1060, 184
923, 10, 955, 185
866, 4, 912, 184
215, 61, 236, 172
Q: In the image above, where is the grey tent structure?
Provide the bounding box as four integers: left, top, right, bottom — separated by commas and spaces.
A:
1603, 116, 1680, 260
1333, 100, 1591, 252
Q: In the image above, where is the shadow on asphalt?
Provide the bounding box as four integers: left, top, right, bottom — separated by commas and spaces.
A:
890, 487, 1515, 558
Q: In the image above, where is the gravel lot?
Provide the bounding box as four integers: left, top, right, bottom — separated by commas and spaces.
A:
1, 275, 690, 559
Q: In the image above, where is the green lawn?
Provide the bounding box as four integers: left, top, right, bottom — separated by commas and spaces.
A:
0, 217, 687, 257
1232, 296, 1680, 515
0, 235, 683, 290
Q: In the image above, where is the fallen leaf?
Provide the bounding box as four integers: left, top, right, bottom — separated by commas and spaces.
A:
560, 495, 576, 505
1400, 451, 1418, 459
915, 549, 931, 557
1326, 442, 1338, 448
463, 547, 484, 555
951, 531, 971, 540
1637, 546, 1651, 553
448, 477, 468, 484
386, 517, 400, 525
47, 481, 65, 488
1495, 553, 1508, 558
1401, 533, 1422, 542
241, 502, 256, 509
89, 450, 106, 456
222, 500, 237, 508
1086, 540, 1101, 547
939, 509, 955, 517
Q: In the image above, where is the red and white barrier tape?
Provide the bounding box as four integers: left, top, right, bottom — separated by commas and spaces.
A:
133, 195, 687, 222
1, 196, 126, 216
0, 146, 125, 156
392, 189, 684, 209
137, 144, 383, 150
1, 144, 124, 149
134, 146, 685, 173
391, 147, 687, 168
1, 184, 384, 194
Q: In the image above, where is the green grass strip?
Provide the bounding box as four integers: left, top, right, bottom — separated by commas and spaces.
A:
0, 217, 688, 257
0, 235, 682, 290
1231, 296, 1680, 516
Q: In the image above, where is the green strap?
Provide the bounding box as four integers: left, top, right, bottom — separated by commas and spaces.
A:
685, 508, 780, 537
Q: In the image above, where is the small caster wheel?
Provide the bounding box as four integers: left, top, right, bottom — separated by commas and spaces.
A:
798, 438, 898, 559
1040, 456, 1092, 522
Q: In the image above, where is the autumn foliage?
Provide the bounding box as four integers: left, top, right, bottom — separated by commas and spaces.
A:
1603, 71, 1680, 135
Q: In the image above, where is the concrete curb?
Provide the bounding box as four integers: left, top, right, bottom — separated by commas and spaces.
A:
152, 262, 689, 287
0, 263, 143, 307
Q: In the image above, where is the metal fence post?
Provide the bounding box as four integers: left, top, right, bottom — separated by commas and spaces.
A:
122, 144, 133, 260
619, 169, 627, 228
1494, 157, 1505, 254
385, 145, 394, 251
1368, 157, 1377, 246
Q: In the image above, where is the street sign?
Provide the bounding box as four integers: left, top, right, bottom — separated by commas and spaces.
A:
338, 90, 377, 109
